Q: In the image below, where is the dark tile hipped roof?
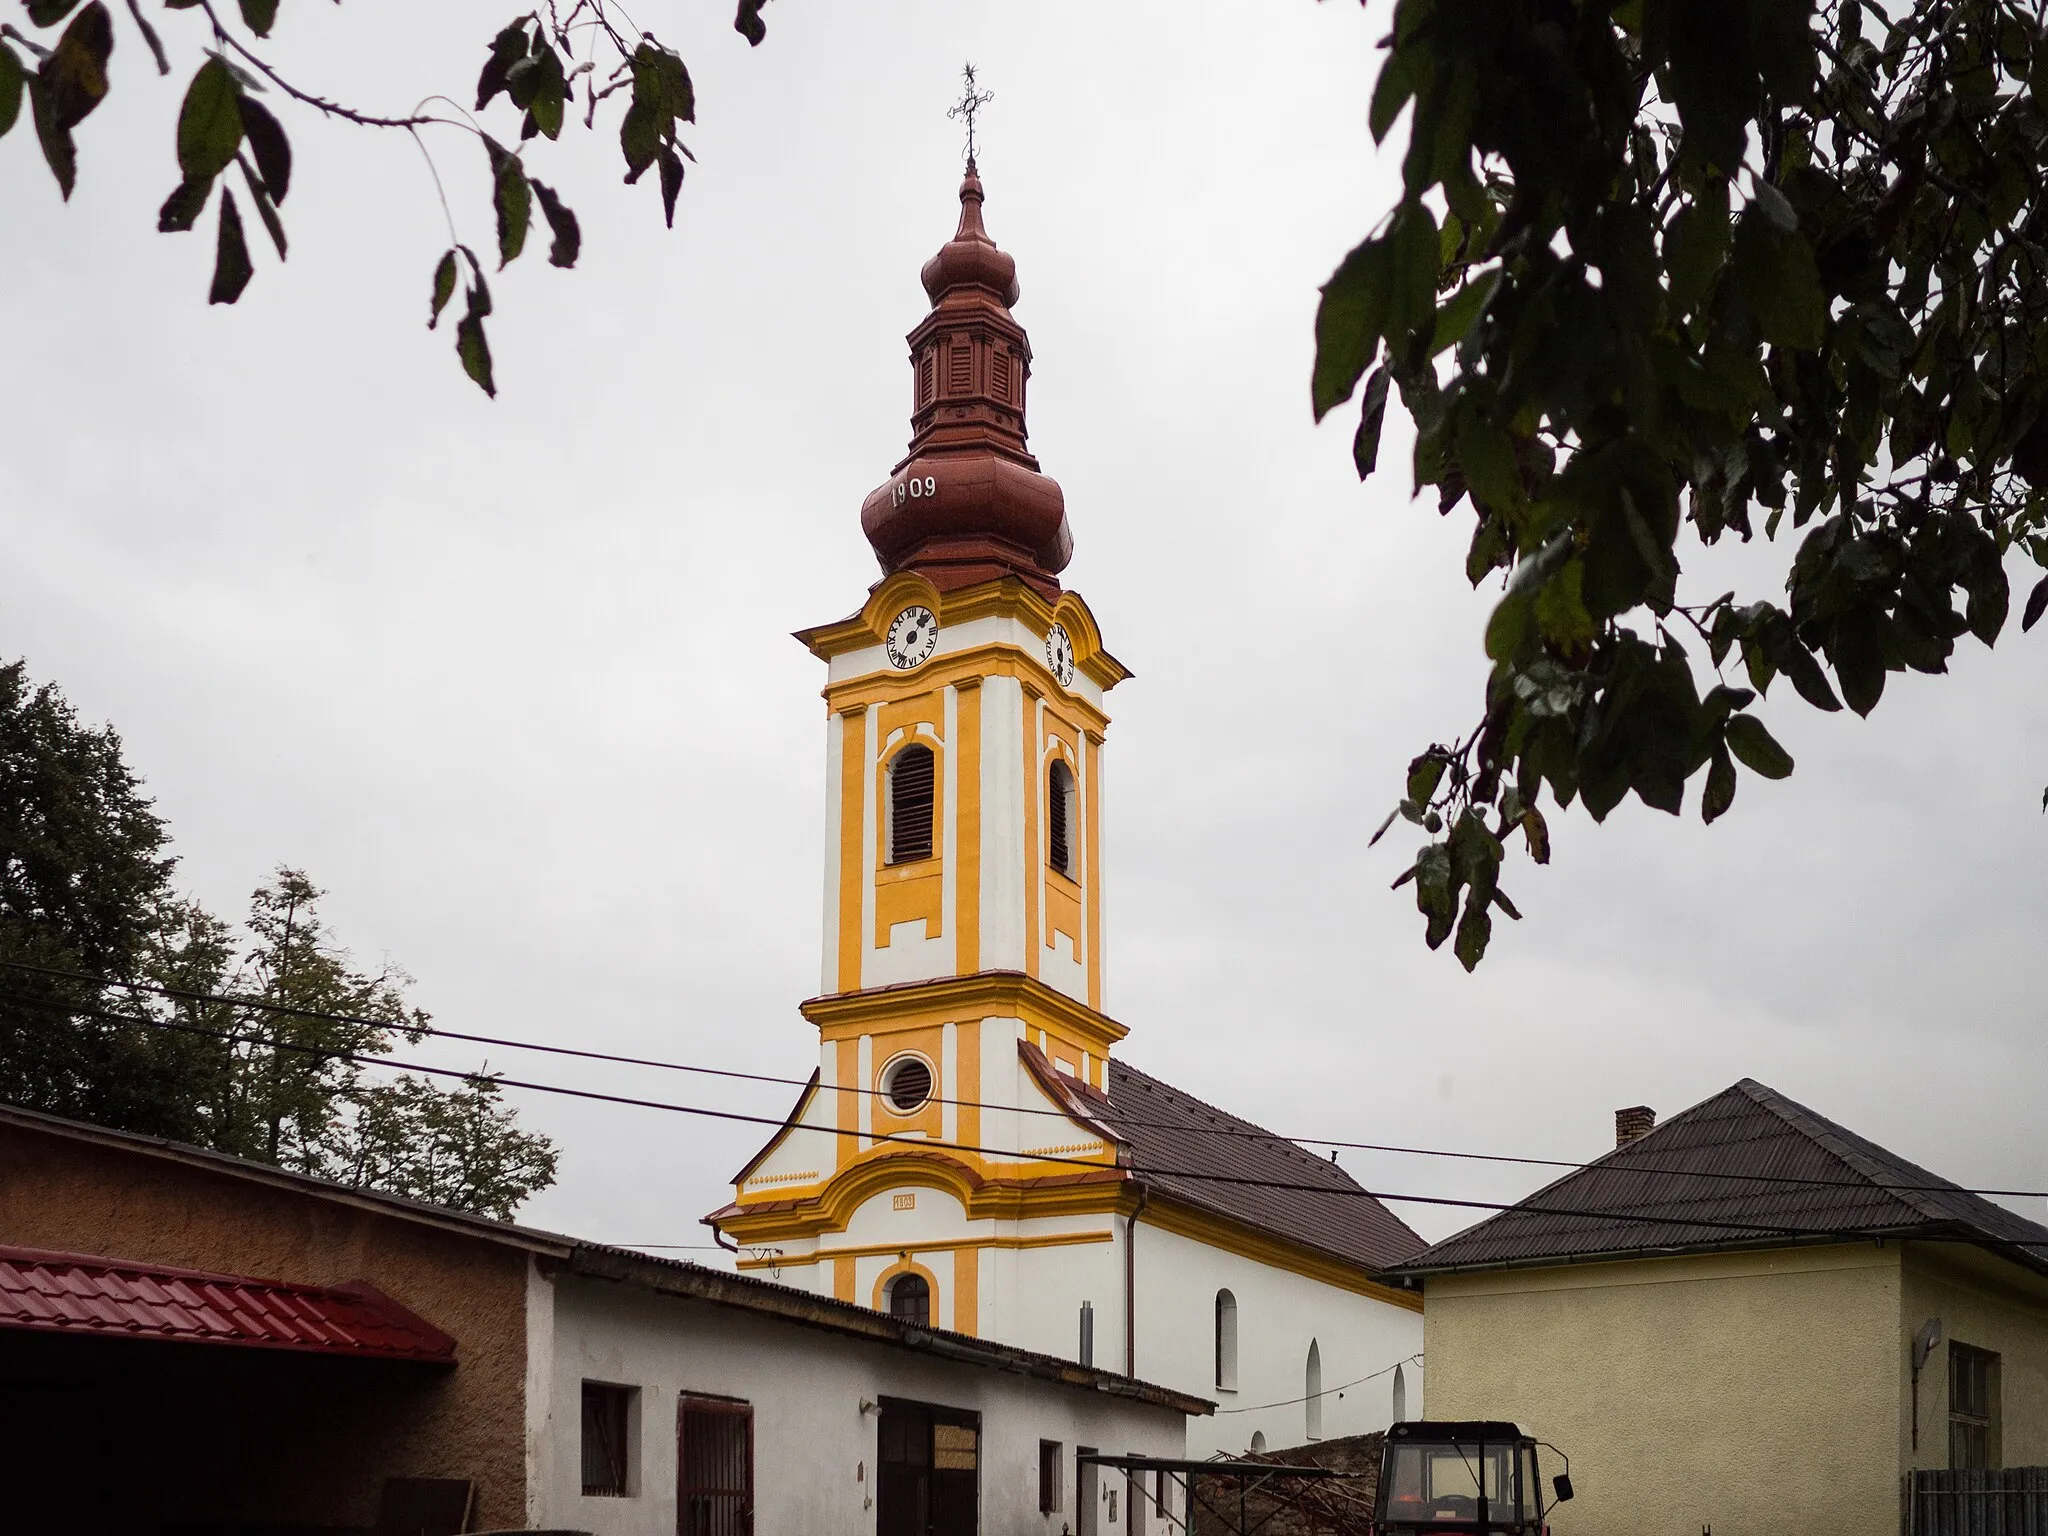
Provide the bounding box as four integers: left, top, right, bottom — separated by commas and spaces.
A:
1026, 1045, 1426, 1273
1397, 1078, 2048, 1276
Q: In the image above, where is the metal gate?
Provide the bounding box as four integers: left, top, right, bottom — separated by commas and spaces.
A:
1908, 1468, 2048, 1536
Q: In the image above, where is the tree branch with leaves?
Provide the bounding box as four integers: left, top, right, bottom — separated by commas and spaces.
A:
0, 0, 775, 393
1316, 0, 2048, 967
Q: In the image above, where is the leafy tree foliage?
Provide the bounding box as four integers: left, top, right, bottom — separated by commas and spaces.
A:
1316, 0, 2048, 965
0, 0, 775, 393
0, 662, 555, 1218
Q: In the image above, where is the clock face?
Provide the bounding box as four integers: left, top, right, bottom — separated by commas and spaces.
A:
1044, 623, 1075, 688
885, 606, 939, 670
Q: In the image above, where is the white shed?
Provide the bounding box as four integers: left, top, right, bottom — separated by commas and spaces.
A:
528, 1245, 1209, 1535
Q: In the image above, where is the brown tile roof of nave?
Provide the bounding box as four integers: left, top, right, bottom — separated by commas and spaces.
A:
1026, 1044, 1426, 1273
1394, 1077, 2048, 1276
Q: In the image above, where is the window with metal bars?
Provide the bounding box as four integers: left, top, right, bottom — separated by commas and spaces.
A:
1047, 760, 1075, 878
1039, 1439, 1063, 1512
679, 1394, 753, 1535
1950, 1341, 2000, 1469
581, 1380, 634, 1496
888, 745, 935, 864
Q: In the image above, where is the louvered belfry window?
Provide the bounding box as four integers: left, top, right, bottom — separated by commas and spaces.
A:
1047, 760, 1075, 878
992, 347, 1012, 403
918, 349, 936, 407
889, 745, 936, 864
949, 339, 974, 395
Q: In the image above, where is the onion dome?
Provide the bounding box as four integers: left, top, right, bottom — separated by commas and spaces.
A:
861, 161, 1072, 599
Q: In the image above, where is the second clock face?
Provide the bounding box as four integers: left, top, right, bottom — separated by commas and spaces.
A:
885, 606, 939, 670
1044, 623, 1075, 688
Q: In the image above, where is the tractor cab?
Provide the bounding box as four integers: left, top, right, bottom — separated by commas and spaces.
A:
1373, 1420, 1574, 1535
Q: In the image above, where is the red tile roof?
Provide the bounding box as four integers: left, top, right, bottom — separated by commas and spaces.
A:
0, 1245, 457, 1363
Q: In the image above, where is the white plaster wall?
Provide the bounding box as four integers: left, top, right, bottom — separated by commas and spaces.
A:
538, 1273, 1190, 1536
979, 673, 1028, 973
1119, 1222, 1423, 1458
821, 708, 844, 995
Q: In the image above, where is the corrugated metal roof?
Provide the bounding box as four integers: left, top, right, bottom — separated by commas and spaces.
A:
1396, 1078, 2048, 1275
1023, 1044, 1426, 1273
0, 1245, 457, 1363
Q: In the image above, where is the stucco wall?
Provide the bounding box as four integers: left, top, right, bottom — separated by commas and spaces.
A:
1901, 1242, 2048, 1471
539, 1270, 1190, 1535
1123, 1220, 1423, 1460
0, 1122, 535, 1528
1423, 1244, 1902, 1536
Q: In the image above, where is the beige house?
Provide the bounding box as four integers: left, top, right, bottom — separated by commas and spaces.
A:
1387, 1079, 2048, 1536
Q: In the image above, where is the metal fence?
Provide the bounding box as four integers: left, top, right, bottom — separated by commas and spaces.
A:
1908, 1468, 2048, 1536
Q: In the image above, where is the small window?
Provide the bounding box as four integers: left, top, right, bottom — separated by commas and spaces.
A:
889, 1272, 931, 1326
1249, 1431, 1267, 1454
1214, 1289, 1238, 1391
1392, 1361, 1408, 1423
1039, 1439, 1064, 1512
1305, 1339, 1323, 1440
881, 1054, 933, 1113
1950, 1342, 2000, 1469
1047, 760, 1076, 878
888, 744, 935, 864
678, 1395, 752, 1532
581, 1381, 635, 1497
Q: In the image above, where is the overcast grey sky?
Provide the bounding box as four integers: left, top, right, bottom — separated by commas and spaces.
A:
4, 0, 2043, 1252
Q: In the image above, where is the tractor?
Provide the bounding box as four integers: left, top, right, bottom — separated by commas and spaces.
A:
1373, 1420, 1574, 1535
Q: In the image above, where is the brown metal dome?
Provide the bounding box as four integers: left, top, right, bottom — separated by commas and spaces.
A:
861, 162, 1072, 599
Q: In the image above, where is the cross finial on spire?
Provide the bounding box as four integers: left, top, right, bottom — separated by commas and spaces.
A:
947, 62, 994, 168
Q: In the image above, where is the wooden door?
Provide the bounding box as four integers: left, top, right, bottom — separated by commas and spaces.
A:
877, 1399, 980, 1536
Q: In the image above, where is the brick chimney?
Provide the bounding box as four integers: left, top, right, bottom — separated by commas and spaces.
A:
1615, 1106, 1656, 1146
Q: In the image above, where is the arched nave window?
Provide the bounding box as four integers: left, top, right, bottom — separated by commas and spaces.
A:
1249, 1431, 1266, 1454
1047, 759, 1076, 877
1214, 1289, 1238, 1391
888, 744, 935, 864
1305, 1339, 1323, 1440
887, 1272, 930, 1326
1392, 1362, 1408, 1423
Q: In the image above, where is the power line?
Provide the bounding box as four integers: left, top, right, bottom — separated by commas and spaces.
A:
8, 984, 2041, 1250
1213, 1353, 1422, 1415
6, 955, 2045, 1204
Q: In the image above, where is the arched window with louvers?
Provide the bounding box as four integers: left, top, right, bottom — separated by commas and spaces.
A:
887, 744, 935, 864
1047, 759, 1077, 879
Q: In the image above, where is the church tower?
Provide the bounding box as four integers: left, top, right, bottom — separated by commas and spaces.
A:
712, 159, 1425, 1454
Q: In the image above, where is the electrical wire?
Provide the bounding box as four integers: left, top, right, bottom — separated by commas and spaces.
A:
8, 956, 2046, 1203
6, 984, 2041, 1250
1213, 1353, 1423, 1415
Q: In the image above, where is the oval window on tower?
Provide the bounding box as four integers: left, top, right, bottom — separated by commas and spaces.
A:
881, 1055, 934, 1114
888, 744, 935, 864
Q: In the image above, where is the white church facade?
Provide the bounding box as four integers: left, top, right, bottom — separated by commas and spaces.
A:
709, 161, 1424, 1459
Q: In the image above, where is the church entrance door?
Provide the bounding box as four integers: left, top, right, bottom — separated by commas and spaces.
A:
876, 1398, 980, 1536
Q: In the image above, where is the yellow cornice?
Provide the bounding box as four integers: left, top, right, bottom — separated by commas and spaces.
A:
798, 576, 1130, 692
819, 643, 1113, 734
720, 1146, 1128, 1244
735, 1229, 1114, 1272
801, 970, 1130, 1053
1134, 1193, 1425, 1313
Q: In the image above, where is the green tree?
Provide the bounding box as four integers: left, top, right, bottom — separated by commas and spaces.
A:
0, 659, 200, 1134
1315, 0, 2048, 965
0, 0, 772, 394
0, 662, 555, 1218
